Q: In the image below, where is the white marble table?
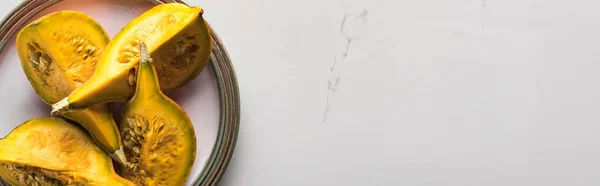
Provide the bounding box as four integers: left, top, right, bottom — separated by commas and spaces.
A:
4, 0, 600, 185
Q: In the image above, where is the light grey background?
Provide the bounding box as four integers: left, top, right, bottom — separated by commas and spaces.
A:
2, 0, 600, 185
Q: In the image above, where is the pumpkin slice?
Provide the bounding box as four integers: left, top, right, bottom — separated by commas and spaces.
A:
51, 3, 212, 114
0, 117, 135, 186
16, 10, 126, 164
116, 43, 196, 186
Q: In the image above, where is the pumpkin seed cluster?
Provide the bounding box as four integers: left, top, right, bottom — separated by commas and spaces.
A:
118, 39, 141, 64
120, 114, 185, 186
2, 163, 82, 186
53, 30, 100, 58
27, 40, 53, 84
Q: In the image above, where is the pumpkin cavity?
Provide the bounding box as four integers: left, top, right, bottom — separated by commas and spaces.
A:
119, 114, 184, 186
25, 29, 103, 101
52, 29, 102, 87
1, 163, 88, 186
26, 39, 69, 93
153, 30, 203, 85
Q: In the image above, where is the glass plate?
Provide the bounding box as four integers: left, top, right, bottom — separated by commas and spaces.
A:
0, 0, 239, 185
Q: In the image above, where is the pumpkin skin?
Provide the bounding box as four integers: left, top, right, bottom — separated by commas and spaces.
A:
51, 3, 213, 114
15, 10, 126, 164
0, 117, 135, 186
116, 43, 196, 186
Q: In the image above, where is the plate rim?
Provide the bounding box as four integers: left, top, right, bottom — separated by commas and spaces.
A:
0, 0, 240, 186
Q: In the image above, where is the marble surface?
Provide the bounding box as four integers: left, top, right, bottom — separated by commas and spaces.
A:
4, 0, 600, 185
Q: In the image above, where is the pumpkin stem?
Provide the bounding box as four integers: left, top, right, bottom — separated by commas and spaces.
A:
51, 98, 70, 115
134, 42, 160, 99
